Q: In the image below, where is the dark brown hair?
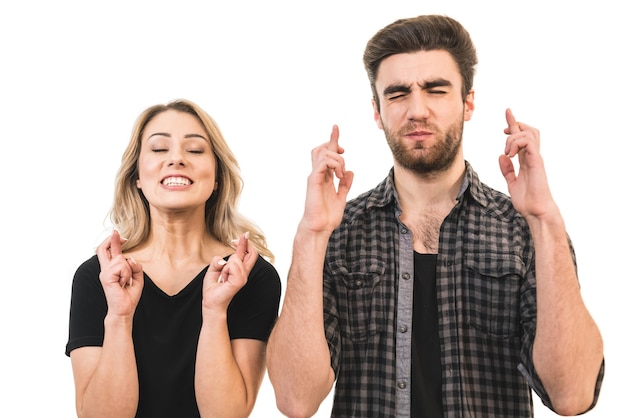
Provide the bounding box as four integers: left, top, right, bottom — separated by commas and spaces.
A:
363, 15, 478, 108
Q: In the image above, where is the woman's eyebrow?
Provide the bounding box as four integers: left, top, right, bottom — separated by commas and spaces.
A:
147, 132, 170, 139
184, 133, 208, 141
146, 132, 208, 141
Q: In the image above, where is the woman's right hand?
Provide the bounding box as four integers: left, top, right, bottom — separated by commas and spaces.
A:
95, 229, 144, 317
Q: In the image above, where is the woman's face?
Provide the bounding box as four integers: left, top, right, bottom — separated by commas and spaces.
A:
136, 109, 218, 214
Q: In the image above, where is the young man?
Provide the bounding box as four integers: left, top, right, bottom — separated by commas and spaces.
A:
266, 15, 604, 417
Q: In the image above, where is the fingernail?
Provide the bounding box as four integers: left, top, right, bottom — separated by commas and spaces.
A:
217, 259, 227, 266
244, 231, 250, 239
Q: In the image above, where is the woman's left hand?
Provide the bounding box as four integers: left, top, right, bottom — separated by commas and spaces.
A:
202, 232, 258, 310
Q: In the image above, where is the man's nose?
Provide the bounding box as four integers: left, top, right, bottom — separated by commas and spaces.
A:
407, 93, 429, 120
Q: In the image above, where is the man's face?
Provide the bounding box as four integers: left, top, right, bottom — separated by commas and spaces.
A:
373, 50, 474, 174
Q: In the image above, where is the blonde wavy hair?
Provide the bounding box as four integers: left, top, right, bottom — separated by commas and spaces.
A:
108, 99, 274, 263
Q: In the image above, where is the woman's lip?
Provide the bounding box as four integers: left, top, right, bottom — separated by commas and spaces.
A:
160, 174, 192, 181
160, 175, 193, 186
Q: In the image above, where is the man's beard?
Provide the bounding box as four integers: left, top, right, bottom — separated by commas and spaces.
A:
383, 116, 464, 175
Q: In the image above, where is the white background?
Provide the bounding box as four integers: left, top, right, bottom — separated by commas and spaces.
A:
0, 1, 622, 416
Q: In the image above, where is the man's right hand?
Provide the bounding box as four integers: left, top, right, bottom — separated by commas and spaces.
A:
300, 124, 354, 234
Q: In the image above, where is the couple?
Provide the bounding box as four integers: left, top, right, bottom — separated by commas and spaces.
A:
65, 14, 604, 418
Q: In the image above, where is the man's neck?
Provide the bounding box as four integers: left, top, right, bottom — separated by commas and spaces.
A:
393, 158, 466, 213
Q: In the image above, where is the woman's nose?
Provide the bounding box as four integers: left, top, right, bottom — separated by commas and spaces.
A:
167, 148, 186, 166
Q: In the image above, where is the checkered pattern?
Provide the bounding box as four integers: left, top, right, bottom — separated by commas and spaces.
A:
322, 164, 603, 417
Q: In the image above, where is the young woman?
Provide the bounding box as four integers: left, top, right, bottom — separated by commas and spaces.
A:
66, 99, 281, 417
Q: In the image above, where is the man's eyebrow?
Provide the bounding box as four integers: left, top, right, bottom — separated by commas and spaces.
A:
382, 78, 453, 96
382, 84, 412, 96
420, 78, 452, 89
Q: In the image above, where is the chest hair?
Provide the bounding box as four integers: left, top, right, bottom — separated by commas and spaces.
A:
401, 207, 448, 254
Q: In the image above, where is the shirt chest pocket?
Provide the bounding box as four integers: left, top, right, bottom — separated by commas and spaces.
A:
330, 260, 386, 343
462, 253, 524, 338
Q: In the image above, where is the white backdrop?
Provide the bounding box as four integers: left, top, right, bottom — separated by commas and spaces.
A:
0, 1, 622, 416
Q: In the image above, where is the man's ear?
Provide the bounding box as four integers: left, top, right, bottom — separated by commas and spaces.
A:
464, 89, 475, 121
372, 98, 383, 130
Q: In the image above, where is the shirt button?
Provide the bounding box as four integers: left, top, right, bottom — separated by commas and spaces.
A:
399, 325, 408, 333
401, 228, 408, 234
355, 279, 363, 287
397, 381, 407, 389
402, 272, 411, 280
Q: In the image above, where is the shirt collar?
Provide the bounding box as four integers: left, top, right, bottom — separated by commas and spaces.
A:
364, 162, 490, 210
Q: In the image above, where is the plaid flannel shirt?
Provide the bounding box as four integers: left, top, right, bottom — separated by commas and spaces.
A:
322, 163, 603, 417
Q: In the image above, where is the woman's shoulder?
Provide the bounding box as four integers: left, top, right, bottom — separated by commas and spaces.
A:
241, 256, 281, 296
76, 254, 100, 272
251, 255, 280, 277
72, 254, 101, 283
